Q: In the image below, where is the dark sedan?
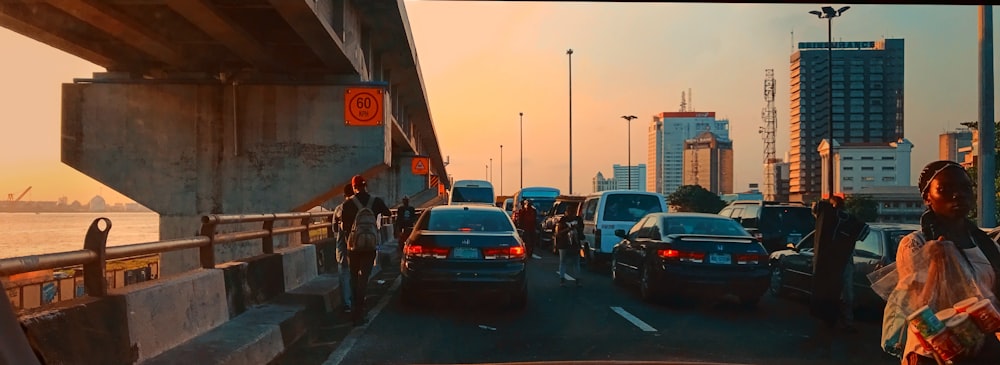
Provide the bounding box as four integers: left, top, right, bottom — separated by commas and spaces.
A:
399, 205, 527, 310
768, 223, 919, 309
610, 213, 771, 307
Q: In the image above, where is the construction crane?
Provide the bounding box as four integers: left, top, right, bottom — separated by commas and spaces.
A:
8, 186, 31, 202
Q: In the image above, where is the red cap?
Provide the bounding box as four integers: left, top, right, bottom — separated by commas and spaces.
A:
351, 175, 366, 187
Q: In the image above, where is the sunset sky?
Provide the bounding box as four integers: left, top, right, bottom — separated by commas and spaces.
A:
0, 3, 993, 205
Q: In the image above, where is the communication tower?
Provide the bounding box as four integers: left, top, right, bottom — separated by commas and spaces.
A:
760, 69, 777, 201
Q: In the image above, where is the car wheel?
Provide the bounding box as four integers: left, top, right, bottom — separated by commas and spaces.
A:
508, 282, 527, 311
739, 295, 761, 309
639, 265, 659, 303
769, 265, 787, 297
611, 255, 624, 286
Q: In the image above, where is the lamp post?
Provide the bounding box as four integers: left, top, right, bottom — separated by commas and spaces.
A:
489, 158, 493, 185
809, 5, 849, 200
621, 115, 637, 190
500, 145, 504, 196
567, 48, 574, 194
519, 112, 524, 191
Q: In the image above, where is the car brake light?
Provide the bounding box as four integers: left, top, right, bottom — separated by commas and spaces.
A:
404, 244, 450, 259
736, 254, 766, 265
657, 249, 705, 263
483, 246, 525, 260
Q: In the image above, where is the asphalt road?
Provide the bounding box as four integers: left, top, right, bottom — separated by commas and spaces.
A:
274, 250, 901, 365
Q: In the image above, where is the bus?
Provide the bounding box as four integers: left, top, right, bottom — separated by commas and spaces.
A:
448, 180, 495, 206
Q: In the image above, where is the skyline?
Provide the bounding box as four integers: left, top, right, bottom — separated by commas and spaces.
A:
0, 3, 995, 204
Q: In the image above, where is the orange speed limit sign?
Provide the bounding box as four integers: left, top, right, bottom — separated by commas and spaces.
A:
345, 87, 384, 126
411, 157, 429, 175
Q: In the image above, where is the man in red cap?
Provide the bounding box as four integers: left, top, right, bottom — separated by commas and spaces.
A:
340, 175, 391, 326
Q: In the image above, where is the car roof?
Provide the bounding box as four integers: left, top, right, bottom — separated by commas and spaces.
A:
585, 190, 664, 198
727, 200, 807, 207
431, 205, 504, 213
650, 212, 734, 219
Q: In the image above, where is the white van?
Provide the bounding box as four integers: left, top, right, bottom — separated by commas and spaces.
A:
579, 190, 667, 265
449, 180, 495, 206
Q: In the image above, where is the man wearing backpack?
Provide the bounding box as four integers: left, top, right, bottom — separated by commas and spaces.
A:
333, 183, 355, 313
340, 175, 391, 326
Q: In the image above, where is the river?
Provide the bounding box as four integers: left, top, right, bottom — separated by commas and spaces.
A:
0, 212, 159, 259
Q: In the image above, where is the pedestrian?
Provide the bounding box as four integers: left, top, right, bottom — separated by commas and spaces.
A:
395, 195, 417, 249
893, 160, 1000, 365
341, 175, 391, 326
555, 207, 582, 287
333, 183, 355, 313
516, 199, 538, 257
829, 195, 859, 333
811, 193, 868, 337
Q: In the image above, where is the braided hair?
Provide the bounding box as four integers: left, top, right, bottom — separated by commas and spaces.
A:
917, 160, 967, 200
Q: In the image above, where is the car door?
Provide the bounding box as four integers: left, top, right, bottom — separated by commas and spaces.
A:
851, 228, 884, 305
617, 217, 649, 277
782, 231, 815, 293
581, 197, 600, 255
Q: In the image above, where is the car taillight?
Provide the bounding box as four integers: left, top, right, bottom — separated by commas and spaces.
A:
736, 254, 767, 265
657, 249, 705, 263
483, 246, 526, 260
404, 244, 450, 259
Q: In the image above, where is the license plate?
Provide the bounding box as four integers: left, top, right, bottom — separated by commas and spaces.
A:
709, 253, 731, 264
452, 247, 479, 259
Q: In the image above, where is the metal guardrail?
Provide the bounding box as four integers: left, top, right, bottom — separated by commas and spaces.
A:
0, 212, 337, 310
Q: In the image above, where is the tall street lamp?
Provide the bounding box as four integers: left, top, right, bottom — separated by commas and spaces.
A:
621, 115, 637, 190
567, 48, 574, 195
500, 144, 504, 196
809, 5, 849, 200
519, 112, 524, 191
489, 158, 493, 186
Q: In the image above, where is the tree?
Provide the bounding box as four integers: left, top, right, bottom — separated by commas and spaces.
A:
666, 185, 726, 214
844, 194, 878, 223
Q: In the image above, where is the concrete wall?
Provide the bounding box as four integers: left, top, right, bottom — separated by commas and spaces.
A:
62, 82, 391, 274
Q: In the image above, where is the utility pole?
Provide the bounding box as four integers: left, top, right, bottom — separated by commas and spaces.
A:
979, 5, 996, 227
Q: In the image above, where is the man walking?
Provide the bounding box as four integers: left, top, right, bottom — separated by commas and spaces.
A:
829, 195, 859, 333
395, 195, 417, 249
515, 200, 538, 257
556, 207, 582, 287
340, 175, 391, 326
333, 184, 355, 313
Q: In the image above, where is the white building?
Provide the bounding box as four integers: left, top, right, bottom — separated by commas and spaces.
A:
647, 112, 730, 195
818, 138, 913, 196
592, 172, 616, 193
852, 186, 923, 224
612, 164, 646, 191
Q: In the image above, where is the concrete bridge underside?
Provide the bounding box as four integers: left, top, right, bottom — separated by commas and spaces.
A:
0, 0, 448, 274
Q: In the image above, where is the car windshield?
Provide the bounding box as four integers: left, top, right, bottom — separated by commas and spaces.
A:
603, 194, 663, 222
421, 209, 514, 232
530, 198, 556, 214
885, 229, 916, 260
662, 217, 751, 237
758, 207, 815, 234
451, 187, 493, 203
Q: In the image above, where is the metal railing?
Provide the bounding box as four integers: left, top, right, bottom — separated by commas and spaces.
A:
0, 212, 336, 310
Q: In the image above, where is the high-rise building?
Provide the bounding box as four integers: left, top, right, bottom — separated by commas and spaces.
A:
612, 164, 646, 191
647, 112, 730, 195
939, 128, 974, 164
592, 172, 616, 192
789, 39, 904, 202
682, 132, 734, 195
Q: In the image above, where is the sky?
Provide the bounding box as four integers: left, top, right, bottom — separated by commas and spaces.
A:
0, 3, 994, 204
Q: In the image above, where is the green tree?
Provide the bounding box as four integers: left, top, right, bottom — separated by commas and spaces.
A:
844, 194, 878, 223
666, 185, 726, 214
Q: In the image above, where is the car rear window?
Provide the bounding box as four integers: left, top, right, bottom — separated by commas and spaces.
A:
452, 187, 493, 203
602, 194, 663, 222
662, 217, 751, 237
421, 209, 514, 232
758, 206, 814, 234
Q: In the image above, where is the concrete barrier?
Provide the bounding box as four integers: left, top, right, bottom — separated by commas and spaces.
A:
280, 244, 317, 292
20, 296, 135, 365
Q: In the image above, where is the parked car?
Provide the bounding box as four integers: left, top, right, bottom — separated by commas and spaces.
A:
610, 212, 770, 307
540, 195, 585, 252
768, 223, 919, 310
399, 205, 527, 310
718, 200, 815, 253
580, 190, 668, 268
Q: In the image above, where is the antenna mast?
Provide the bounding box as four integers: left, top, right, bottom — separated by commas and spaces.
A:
679, 91, 687, 112
689, 88, 693, 112
760, 69, 777, 201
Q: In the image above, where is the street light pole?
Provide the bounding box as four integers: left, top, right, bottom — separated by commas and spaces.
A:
489, 158, 493, 185
519, 112, 523, 191
809, 5, 849, 200
567, 48, 574, 195
621, 115, 637, 190
500, 145, 504, 196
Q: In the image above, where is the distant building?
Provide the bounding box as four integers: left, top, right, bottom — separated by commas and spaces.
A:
89, 195, 107, 212
592, 172, 616, 193
721, 184, 764, 203
682, 131, 734, 195
939, 128, 974, 163
612, 164, 646, 191
647, 112, 730, 195
851, 186, 923, 224
764, 156, 792, 203
818, 138, 913, 196
789, 39, 905, 202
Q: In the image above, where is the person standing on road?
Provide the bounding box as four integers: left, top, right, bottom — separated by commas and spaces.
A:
555, 208, 582, 287
810, 194, 867, 332
341, 175, 392, 326
829, 195, 859, 333
515, 199, 538, 257
395, 195, 417, 250
333, 183, 355, 313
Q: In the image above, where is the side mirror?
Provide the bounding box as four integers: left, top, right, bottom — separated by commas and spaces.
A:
614, 229, 627, 239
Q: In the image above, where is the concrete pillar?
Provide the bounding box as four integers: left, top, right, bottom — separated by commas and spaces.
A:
62, 80, 392, 275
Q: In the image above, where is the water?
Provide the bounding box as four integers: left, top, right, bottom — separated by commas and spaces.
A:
0, 212, 159, 259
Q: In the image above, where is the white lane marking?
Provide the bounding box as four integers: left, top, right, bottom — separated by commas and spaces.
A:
323, 276, 401, 365
531, 254, 542, 259
553, 271, 576, 281
610, 306, 658, 332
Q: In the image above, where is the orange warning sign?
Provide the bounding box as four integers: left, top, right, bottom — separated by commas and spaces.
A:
411, 157, 429, 175
344, 87, 384, 126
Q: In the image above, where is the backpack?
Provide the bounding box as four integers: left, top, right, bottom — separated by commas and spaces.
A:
348, 197, 380, 251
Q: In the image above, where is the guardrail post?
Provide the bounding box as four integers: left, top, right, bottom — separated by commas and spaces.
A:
199, 217, 217, 269
262, 216, 275, 254
82, 218, 111, 297
299, 217, 312, 244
